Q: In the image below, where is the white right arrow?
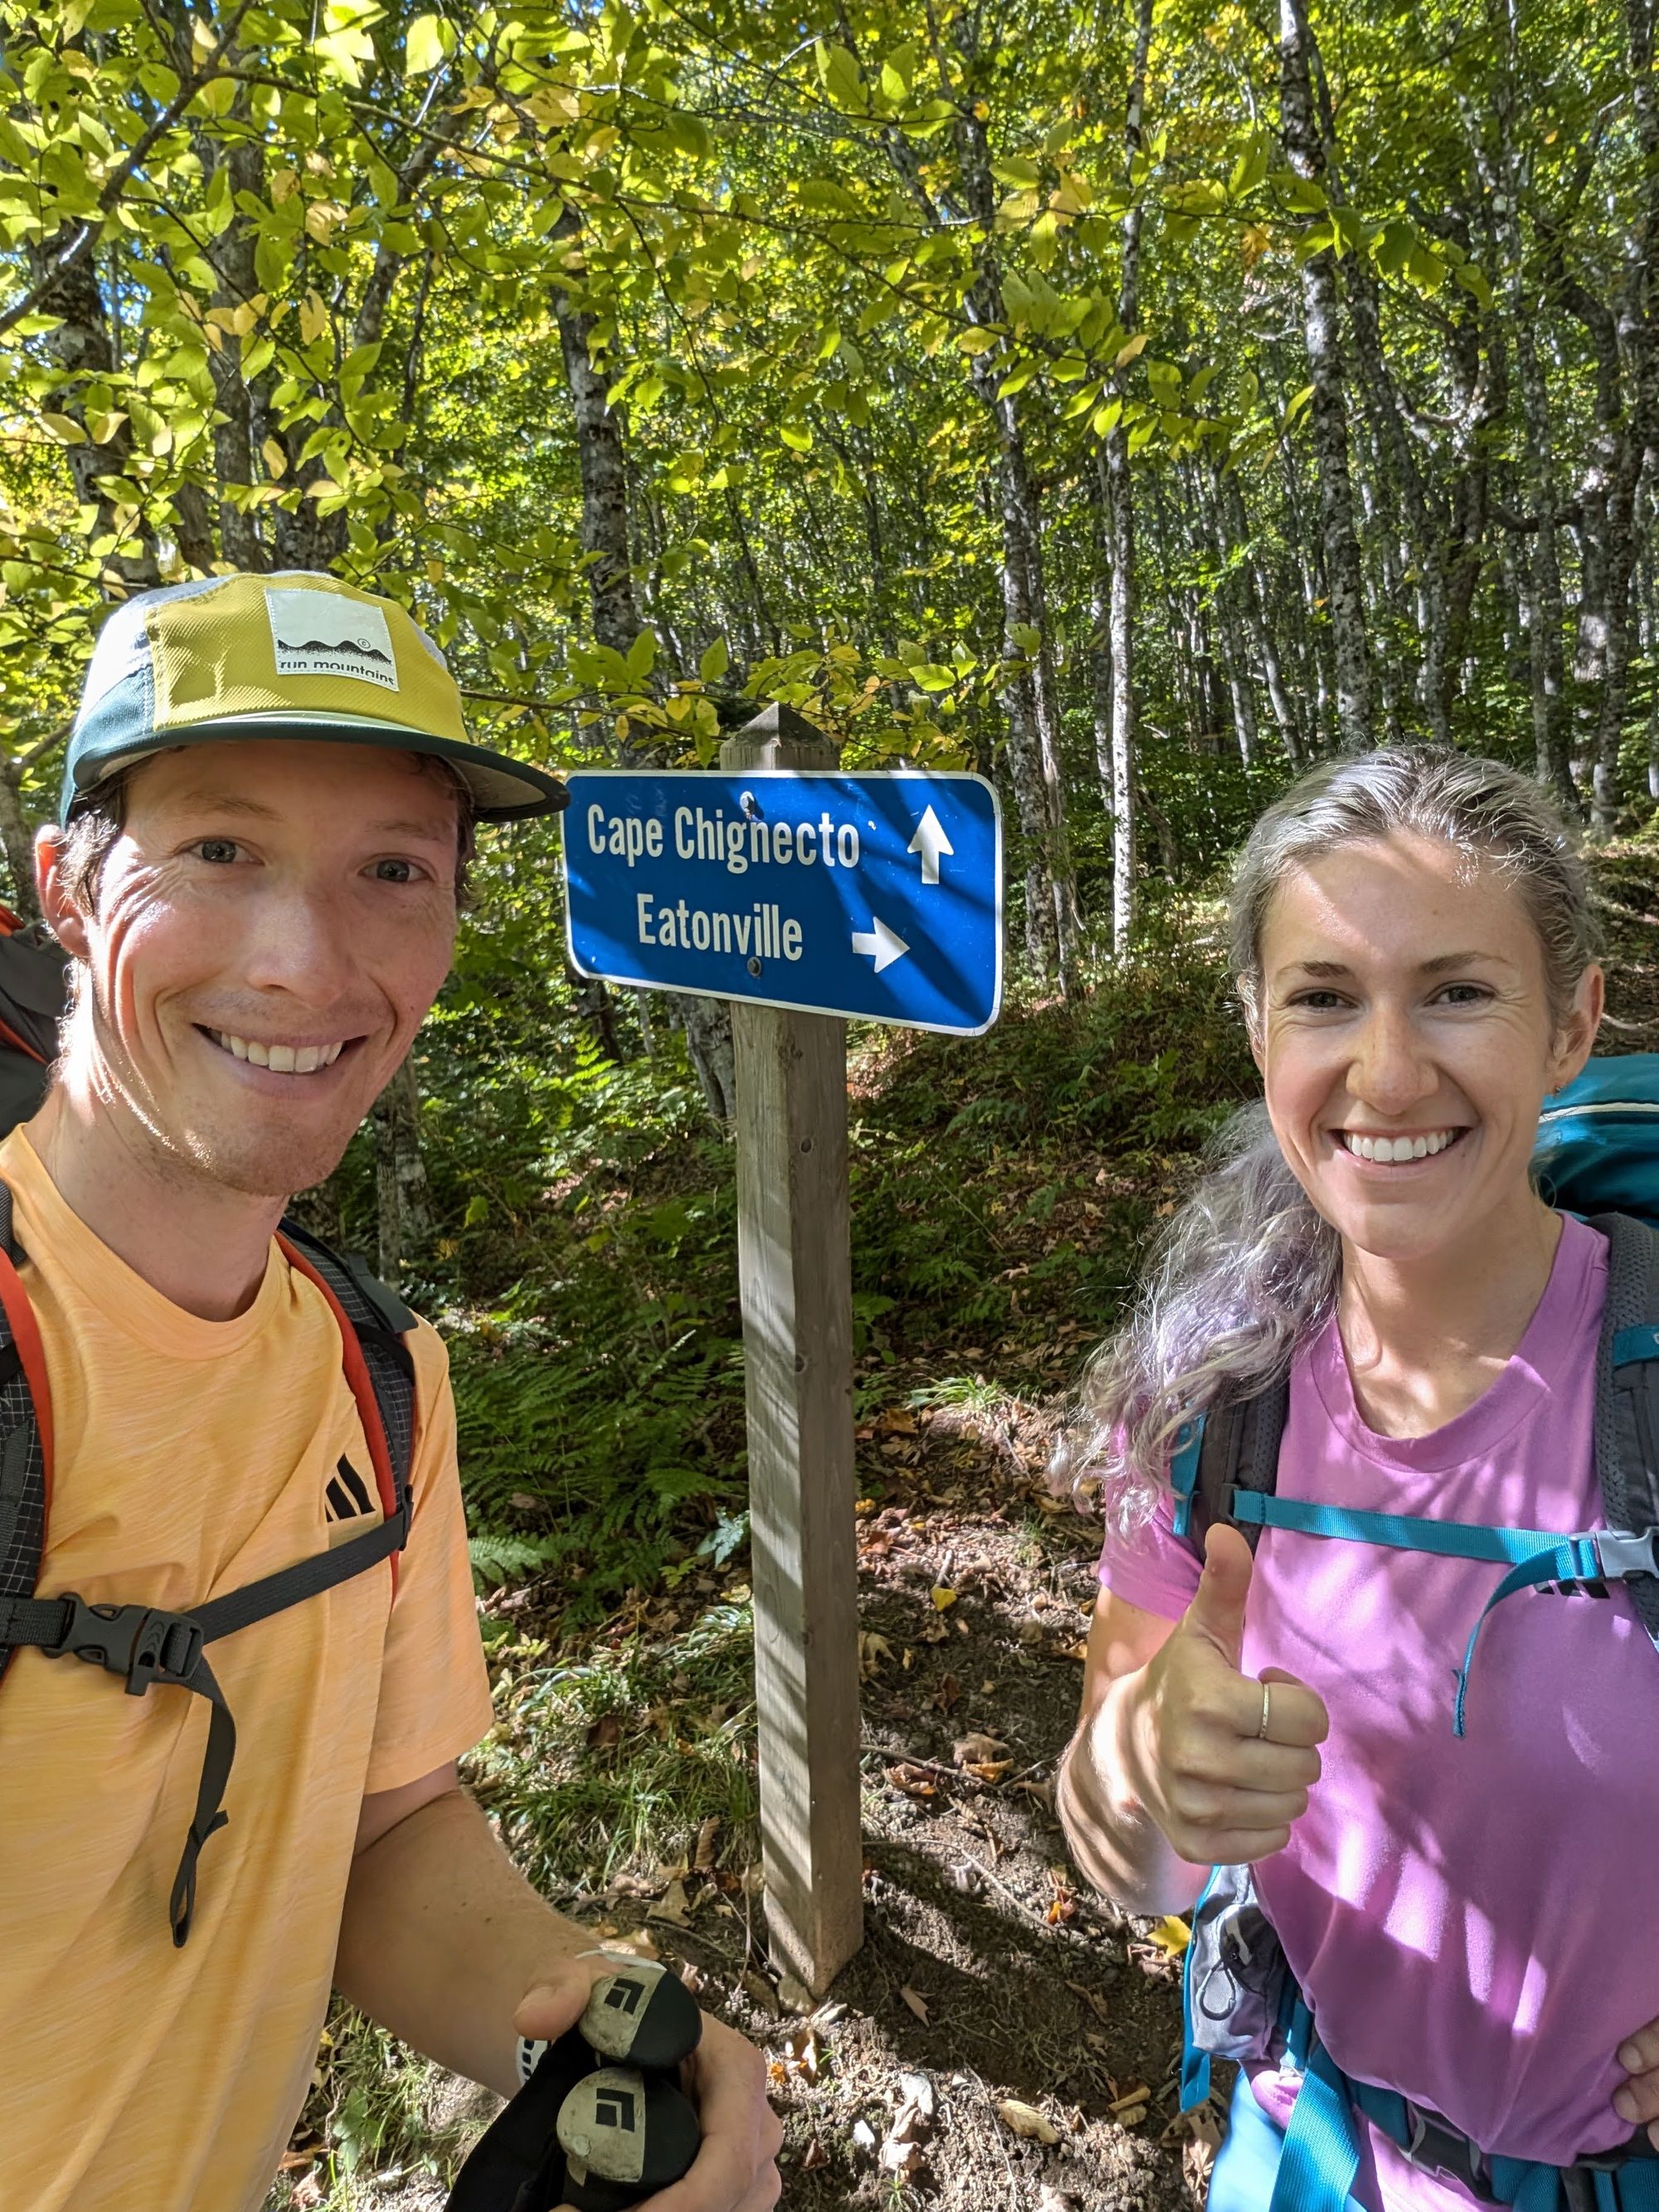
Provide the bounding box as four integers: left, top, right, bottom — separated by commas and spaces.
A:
907, 805, 955, 886
851, 916, 911, 974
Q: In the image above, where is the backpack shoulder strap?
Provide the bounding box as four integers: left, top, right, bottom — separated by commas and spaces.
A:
1170, 1373, 1291, 1558
1588, 1212, 1659, 1646
276, 1219, 418, 1545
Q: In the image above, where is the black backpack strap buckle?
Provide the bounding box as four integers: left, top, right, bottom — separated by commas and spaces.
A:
42, 1593, 206, 1695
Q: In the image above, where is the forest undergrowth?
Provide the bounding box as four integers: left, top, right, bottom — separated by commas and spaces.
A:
269, 836, 1659, 2212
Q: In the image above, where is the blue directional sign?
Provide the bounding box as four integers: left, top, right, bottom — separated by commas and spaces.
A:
563, 771, 1002, 1034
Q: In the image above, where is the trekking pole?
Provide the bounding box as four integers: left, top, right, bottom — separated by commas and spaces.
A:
445, 1959, 703, 2211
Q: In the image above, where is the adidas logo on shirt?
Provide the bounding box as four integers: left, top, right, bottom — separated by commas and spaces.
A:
325, 1456, 376, 1525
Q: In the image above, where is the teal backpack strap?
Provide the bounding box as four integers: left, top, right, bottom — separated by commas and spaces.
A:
1588, 1213, 1659, 1652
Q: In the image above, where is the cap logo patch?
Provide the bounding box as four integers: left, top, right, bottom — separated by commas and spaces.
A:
265, 588, 399, 692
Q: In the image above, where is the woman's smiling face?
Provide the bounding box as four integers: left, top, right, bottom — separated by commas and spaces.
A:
1253, 831, 1603, 1267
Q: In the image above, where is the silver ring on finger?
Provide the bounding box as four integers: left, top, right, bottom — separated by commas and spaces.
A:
1257, 1680, 1272, 1741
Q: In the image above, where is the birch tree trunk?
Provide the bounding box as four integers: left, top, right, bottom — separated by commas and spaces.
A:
1465, 10, 1574, 800
1278, 0, 1372, 748
1109, 0, 1154, 955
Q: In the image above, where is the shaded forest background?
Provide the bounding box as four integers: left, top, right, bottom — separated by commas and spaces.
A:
6, 2, 1659, 2200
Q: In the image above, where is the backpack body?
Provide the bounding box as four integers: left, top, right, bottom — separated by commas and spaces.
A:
0, 914, 422, 1942
1533, 1053, 1659, 1228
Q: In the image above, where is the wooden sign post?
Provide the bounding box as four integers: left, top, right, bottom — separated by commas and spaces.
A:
720, 705, 864, 1998
565, 712, 1000, 1995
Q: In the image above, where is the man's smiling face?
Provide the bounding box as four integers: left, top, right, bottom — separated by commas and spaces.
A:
42, 737, 462, 1200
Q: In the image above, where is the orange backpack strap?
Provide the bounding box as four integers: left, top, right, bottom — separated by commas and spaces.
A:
0, 1183, 52, 1685
0, 1207, 421, 1945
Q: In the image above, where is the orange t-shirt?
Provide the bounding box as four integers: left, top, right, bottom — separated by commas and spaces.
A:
0, 1130, 495, 2212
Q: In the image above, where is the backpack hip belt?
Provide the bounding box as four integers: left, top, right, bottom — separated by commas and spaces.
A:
1180, 1867, 1659, 2212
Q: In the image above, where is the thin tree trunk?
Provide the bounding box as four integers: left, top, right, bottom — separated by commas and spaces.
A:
1109, 0, 1154, 955
0, 771, 40, 921
1464, 12, 1574, 800
1224, 470, 1305, 766
1278, 0, 1371, 748
373, 1056, 431, 1287
550, 216, 735, 1116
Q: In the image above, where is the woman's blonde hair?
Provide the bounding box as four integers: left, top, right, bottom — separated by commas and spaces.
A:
1055, 746, 1600, 1527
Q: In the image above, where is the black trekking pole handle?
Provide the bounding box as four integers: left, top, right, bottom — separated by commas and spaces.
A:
446, 1960, 703, 2212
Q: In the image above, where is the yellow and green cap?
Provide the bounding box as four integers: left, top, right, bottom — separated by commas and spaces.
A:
66, 571, 567, 823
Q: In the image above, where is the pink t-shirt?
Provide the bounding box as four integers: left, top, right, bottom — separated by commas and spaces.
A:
1099, 1213, 1659, 2207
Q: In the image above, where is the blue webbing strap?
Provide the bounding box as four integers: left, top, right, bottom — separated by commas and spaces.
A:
1262, 2001, 1659, 2212
1268, 1997, 1363, 2212
1170, 1419, 1204, 1539
1228, 1492, 1618, 1736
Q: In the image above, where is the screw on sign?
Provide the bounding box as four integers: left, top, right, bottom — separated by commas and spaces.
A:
443, 1960, 703, 2211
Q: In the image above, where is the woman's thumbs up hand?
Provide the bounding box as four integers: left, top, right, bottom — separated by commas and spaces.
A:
1118, 1524, 1331, 1867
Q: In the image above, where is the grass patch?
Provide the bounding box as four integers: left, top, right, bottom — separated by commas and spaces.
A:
471, 1596, 761, 1894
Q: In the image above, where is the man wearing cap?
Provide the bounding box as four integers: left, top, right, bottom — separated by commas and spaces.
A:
0, 572, 782, 2212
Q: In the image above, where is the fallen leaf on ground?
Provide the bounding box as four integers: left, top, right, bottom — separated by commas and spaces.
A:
931, 1585, 958, 1611
966, 1757, 1011, 1783
693, 1816, 722, 1871
952, 1732, 1009, 1766
933, 1671, 961, 1710
647, 1879, 692, 1927
886, 1762, 937, 1798
741, 1970, 781, 2016
858, 1631, 897, 1678
586, 1714, 622, 1750
678, 1960, 706, 1996
899, 1984, 930, 2024
1149, 1913, 1191, 1955
800, 2138, 830, 2171
898, 2071, 936, 2118
781, 2023, 825, 2083
997, 2098, 1060, 2145
851, 2117, 878, 2154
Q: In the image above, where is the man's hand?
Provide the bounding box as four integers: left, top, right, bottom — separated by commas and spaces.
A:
1119, 1524, 1329, 1865
1614, 2019, 1659, 2148
514, 1965, 782, 2212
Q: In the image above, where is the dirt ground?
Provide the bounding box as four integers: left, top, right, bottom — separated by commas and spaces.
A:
280, 843, 1659, 2211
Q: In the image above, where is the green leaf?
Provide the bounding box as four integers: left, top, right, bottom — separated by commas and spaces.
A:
815, 41, 865, 112
624, 628, 658, 682
698, 636, 729, 683
406, 13, 453, 73
464, 1194, 489, 1228
778, 421, 813, 452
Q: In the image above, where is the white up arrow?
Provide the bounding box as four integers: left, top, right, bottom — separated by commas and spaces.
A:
907, 805, 955, 885
851, 916, 911, 974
